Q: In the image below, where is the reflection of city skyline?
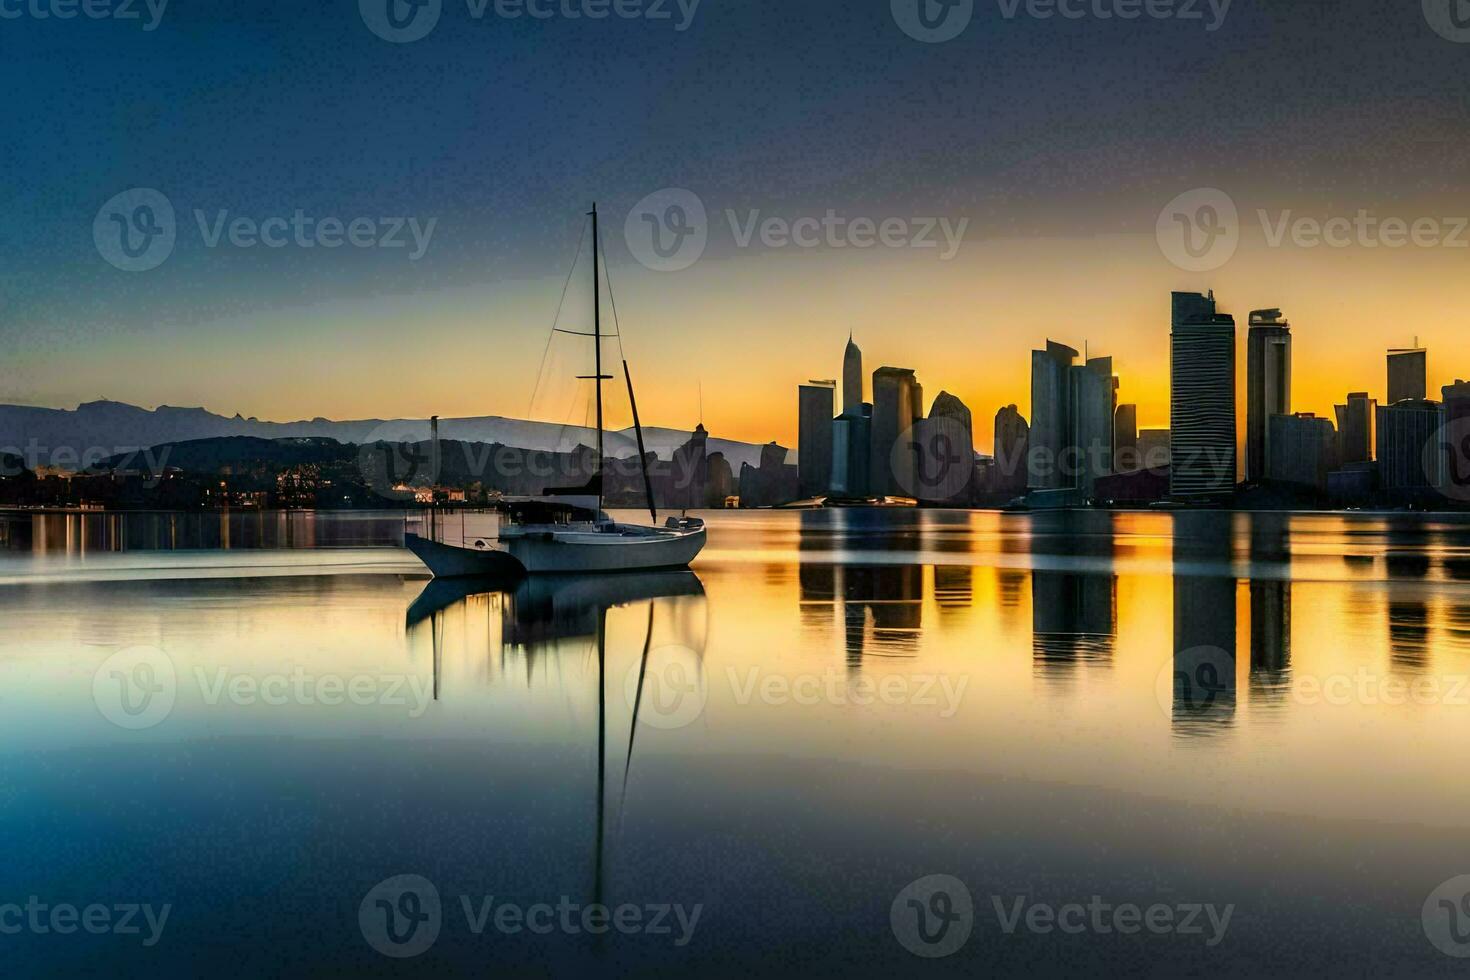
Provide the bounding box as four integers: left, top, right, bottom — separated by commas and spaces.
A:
1029, 511, 1117, 681
786, 511, 1470, 733
1170, 513, 1238, 736
1248, 512, 1292, 712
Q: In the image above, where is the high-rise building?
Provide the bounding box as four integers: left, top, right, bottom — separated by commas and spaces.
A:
1387, 347, 1427, 404
1071, 355, 1118, 495
870, 366, 921, 497
1028, 340, 1078, 490
994, 405, 1030, 496
1170, 291, 1237, 499
1441, 380, 1470, 498
797, 380, 835, 499
1114, 404, 1138, 472
1137, 429, 1171, 471
1246, 308, 1291, 483
1267, 413, 1336, 491
922, 391, 975, 503
1377, 399, 1441, 495
830, 408, 871, 498
705, 451, 734, 507
842, 334, 864, 415
1335, 392, 1376, 464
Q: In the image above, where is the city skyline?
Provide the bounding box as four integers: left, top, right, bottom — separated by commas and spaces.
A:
10, 2, 1470, 450
6, 281, 1464, 461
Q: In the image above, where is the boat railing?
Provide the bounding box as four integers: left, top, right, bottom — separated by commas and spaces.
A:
404, 509, 501, 549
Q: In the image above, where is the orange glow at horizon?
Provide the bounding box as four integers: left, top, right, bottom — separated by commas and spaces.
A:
9, 234, 1470, 456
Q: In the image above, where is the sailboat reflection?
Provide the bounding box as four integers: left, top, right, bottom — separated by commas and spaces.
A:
405, 570, 708, 906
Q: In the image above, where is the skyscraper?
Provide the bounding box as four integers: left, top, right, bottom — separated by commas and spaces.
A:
830, 409, 871, 498
994, 405, 1030, 496
1442, 380, 1470, 499
1170, 291, 1237, 499
1114, 403, 1138, 472
922, 391, 975, 503
842, 334, 864, 415
1377, 399, 1441, 496
1246, 308, 1291, 483
870, 366, 921, 497
1335, 392, 1376, 464
1267, 413, 1336, 491
1387, 347, 1427, 404
830, 335, 873, 498
797, 380, 835, 499
1028, 340, 1078, 491
1071, 355, 1118, 495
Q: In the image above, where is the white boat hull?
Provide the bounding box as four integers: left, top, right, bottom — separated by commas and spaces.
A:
406, 523, 705, 577
404, 533, 526, 578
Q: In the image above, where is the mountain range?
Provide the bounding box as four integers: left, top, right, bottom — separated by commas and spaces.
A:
0, 400, 784, 471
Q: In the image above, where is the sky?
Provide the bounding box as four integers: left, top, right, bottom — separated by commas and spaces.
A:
4, 0, 1470, 452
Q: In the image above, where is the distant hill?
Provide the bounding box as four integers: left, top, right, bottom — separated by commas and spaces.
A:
0, 400, 785, 471
95, 436, 351, 474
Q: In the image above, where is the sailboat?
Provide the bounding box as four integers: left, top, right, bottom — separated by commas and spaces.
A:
405, 204, 707, 578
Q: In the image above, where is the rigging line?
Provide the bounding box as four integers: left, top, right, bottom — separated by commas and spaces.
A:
527, 216, 590, 419
553, 327, 620, 338
598, 221, 629, 362
618, 601, 657, 841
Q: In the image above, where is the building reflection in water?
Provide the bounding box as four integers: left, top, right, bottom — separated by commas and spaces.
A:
1247, 512, 1292, 711
933, 565, 974, 613
1385, 517, 1433, 671
1171, 512, 1238, 736
997, 513, 1028, 609
1029, 511, 1117, 681
840, 564, 923, 664
795, 509, 926, 665
1443, 552, 1470, 651
927, 513, 976, 618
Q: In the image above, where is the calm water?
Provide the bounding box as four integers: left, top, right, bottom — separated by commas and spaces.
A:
5, 508, 1470, 976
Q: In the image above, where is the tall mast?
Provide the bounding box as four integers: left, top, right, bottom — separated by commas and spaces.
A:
591, 203, 605, 513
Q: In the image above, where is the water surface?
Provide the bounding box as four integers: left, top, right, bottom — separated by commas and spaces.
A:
4, 509, 1470, 976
